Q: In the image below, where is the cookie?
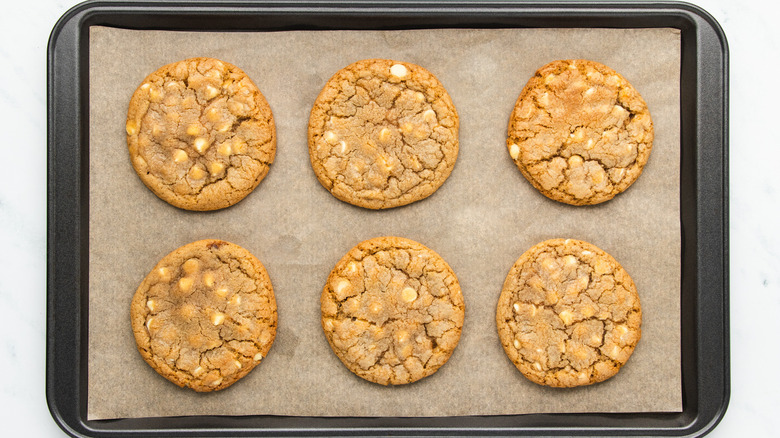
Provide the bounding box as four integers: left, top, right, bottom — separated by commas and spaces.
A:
130, 239, 277, 392
507, 60, 654, 205
308, 59, 459, 209
321, 236, 464, 385
496, 238, 641, 387
126, 57, 276, 211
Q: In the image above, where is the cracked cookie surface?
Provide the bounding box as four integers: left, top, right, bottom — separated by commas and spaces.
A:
496, 239, 641, 387
321, 236, 464, 385
126, 57, 275, 211
507, 60, 653, 205
308, 59, 459, 209
130, 239, 277, 392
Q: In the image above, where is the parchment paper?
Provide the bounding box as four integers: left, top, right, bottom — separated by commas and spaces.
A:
88, 26, 681, 419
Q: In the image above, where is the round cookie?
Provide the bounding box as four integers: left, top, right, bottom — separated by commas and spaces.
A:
126, 57, 276, 211
321, 236, 464, 385
507, 59, 654, 205
496, 238, 641, 387
130, 239, 277, 392
308, 59, 459, 209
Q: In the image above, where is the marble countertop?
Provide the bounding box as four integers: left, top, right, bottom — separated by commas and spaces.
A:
1, 0, 776, 436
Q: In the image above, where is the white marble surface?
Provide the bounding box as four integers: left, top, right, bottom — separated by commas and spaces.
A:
0, 0, 776, 436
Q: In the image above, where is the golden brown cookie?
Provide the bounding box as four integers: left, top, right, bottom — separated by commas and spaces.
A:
507, 60, 654, 205
126, 57, 276, 211
496, 239, 641, 387
130, 239, 277, 392
321, 236, 464, 385
308, 59, 459, 209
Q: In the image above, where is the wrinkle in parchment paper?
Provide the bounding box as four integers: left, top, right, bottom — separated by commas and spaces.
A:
88, 27, 681, 419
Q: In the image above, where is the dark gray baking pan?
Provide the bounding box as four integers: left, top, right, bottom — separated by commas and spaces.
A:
47, 1, 729, 436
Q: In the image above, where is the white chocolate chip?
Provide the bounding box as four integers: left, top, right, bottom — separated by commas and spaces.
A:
390, 63, 408, 79
423, 109, 437, 124
206, 107, 221, 122
208, 161, 225, 176
173, 149, 189, 163
559, 310, 574, 326
395, 330, 409, 343
335, 279, 350, 295
509, 143, 520, 160
513, 302, 521, 313
378, 127, 391, 143
148, 87, 162, 102
582, 250, 592, 256
611, 168, 627, 183
401, 287, 418, 303
211, 312, 225, 326
211, 378, 222, 387
541, 258, 556, 272
217, 142, 232, 157
205, 85, 219, 99
157, 267, 171, 282
254, 353, 263, 361
414, 91, 425, 102
178, 277, 193, 292
145, 317, 154, 331
537, 92, 550, 107
189, 166, 206, 180
217, 121, 231, 132
229, 295, 241, 306
568, 155, 583, 168
193, 366, 203, 376
324, 131, 338, 144
234, 360, 242, 369
183, 258, 199, 274
534, 362, 542, 371
202, 272, 215, 288
345, 262, 358, 275
146, 300, 156, 311
125, 120, 139, 136
513, 339, 521, 349
193, 137, 210, 154
232, 138, 247, 154
369, 302, 383, 314
186, 124, 201, 136
215, 287, 228, 298
584, 87, 596, 97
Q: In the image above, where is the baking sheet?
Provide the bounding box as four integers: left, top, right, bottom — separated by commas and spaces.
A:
88, 26, 681, 419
